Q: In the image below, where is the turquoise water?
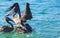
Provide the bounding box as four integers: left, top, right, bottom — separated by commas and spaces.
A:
0, 0, 60, 38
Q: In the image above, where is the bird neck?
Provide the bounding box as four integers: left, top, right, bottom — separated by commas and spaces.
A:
9, 23, 14, 28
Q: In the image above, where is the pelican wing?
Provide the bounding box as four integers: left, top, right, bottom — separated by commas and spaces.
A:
6, 3, 21, 17
5, 3, 21, 27
21, 3, 32, 22
6, 7, 15, 16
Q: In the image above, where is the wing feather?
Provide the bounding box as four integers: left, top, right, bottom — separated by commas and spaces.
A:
21, 3, 32, 22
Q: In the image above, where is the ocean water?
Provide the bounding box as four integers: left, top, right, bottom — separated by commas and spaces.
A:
0, 0, 60, 38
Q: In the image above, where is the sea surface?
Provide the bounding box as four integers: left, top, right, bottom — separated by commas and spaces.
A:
0, 0, 60, 38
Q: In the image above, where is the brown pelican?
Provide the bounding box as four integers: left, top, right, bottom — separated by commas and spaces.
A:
5, 2, 32, 33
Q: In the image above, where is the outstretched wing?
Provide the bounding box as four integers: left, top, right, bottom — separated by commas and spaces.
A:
5, 3, 21, 26
21, 3, 32, 22
6, 7, 15, 16
6, 3, 21, 18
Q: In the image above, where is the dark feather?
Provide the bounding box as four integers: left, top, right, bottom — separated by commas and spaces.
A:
21, 3, 32, 22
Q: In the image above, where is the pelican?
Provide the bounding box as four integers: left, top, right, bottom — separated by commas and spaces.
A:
5, 2, 32, 33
